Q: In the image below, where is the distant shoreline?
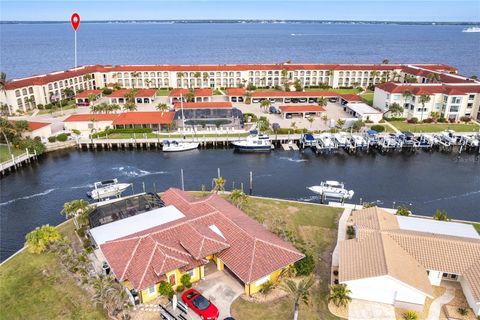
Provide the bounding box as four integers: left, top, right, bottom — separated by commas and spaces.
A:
1, 20, 479, 26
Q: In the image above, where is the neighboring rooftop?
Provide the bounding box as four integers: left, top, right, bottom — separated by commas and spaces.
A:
173, 101, 232, 109
397, 215, 480, 240
345, 102, 381, 115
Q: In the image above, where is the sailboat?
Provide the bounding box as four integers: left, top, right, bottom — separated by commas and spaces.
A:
163, 93, 199, 152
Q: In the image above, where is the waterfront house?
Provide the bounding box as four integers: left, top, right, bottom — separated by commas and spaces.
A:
373, 82, 480, 121
19, 121, 52, 141
1, 63, 461, 114
64, 114, 118, 135
74, 89, 103, 107
89, 189, 304, 303
279, 105, 325, 119
173, 102, 242, 129
344, 103, 383, 122
112, 111, 174, 131
338, 207, 480, 315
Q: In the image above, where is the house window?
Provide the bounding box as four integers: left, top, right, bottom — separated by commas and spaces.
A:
451, 97, 462, 104
168, 274, 176, 286
148, 285, 156, 295
255, 275, 270, 286
187, 269, 195, 279
468, 94, 475, 100
449, 105, 459, 112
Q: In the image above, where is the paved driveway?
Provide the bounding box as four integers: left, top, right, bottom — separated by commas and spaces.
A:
348, 299, 396, 320
194, 270, 244, 319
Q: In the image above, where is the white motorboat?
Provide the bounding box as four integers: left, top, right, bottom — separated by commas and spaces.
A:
333, 133, 350, 147
232, 130, 274, 152
87, 179, 131, 200
307, 180, 354, 200
462, 27, 480, 33
318, 133, 337, 149
162, 140, 199, 152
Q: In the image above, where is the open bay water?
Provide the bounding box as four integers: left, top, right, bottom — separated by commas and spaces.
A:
1, 149, 479, 261
1, 22, 480, 261
1, 22, 479, 78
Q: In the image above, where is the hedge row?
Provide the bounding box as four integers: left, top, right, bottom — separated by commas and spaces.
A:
91, 128, 153, 138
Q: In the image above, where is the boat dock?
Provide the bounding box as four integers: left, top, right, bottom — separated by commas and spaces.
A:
0, 149, 38, 175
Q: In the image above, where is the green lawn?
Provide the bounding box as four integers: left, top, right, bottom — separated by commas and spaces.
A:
37, 104, 77, 115
388, 121, 480, 133
0, 221, 106, 320
156, 89, 171, 96
0, 145, 25, 163
472, 223, 480, 235
360, 92, 374, 106
230, 196, 342, 320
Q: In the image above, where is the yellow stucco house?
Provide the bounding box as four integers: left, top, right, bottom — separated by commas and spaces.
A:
91, 189, 304, 303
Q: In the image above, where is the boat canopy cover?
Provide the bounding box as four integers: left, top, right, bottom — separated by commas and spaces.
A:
250, 130, 259, 135
402, 131, 414, 138
303, 133, 315, 141
367, 130, 378, 135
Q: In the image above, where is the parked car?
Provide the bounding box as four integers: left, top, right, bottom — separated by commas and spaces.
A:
269, 106, 280, 114
182, 289, 219, 320
328, 98, 338, 103
231, 97, 237, 102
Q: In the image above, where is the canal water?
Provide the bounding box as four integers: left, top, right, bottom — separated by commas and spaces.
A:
1, 148, 479, 261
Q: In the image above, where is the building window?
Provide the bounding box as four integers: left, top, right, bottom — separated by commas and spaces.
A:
187, 269, 195, 278
15, 90, 20, 97
148, 285, 156, 295
450, 105, 459, 112
468, 94, 475, 100
451, 97, 462, 104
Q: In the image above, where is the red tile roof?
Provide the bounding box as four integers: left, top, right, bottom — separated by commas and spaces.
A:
74, 89, 102, 99
100, 188, 304, 290
27, 121, 50, 131
340, 94, 363, 102
280, 105, 326, 113
5, 65, 107, 90
169, 88, 189, 97
227, 88, 246, 96
63, 114, 118, 122
376, 82, 480, 95
113, 112, 175, 125
173, 102, 232, 109
108, 89, 156, 98
194, 88, 213, 96
252, 91, 339, 97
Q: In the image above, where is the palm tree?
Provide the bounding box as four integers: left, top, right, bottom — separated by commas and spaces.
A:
156, 103, 169, 114
229, 189, 249, 209
202, 72, 209, 86
307, 117, 314, 128
371, 70, 380, 84
90, 117, 98, 135
212, 176, 226, 193
418, 94, 431, 121
260, 99, 271, 111
0, 72, 7, 93
61, 199, 92, 229
0, 117, 17, 155
433, 209, 449, 221
382, 59, 389, 64
402, 311, 418, 320
321, 114, 329, 125
130, 71, 141, 88
317, 97, 328, 108
63, 87, 75, 100
328, 284, 352, 308
123, 89, 137, 104
336, 119, 346, 128
281, 69, 289, 88
290, 121, 297, 134
123, 102, 137, 112
26, 96, 36, 109
281, 276, 315, 320
194, 72, 201, 87
176, 72, 185, 87
426, 72, 440, 83
87, 93, 97, 106
109, 104, 121, 113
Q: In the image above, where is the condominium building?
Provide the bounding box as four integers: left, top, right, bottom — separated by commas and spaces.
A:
1, 63, 457, 114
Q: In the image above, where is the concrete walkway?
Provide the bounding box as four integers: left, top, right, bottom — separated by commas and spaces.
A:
384, 120, 400, 133
426, 285, 455, 320
348, 299, 395, 320
332, 208, 352, 266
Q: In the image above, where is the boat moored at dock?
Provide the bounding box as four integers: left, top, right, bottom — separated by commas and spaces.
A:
307, 180, 354, 202
87, 179, 131, 201
162, 140, 199, 152
231, 130, 274, 152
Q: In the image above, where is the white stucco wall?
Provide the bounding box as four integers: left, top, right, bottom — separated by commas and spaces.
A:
373, 88, 389, 111
64, 120, 113, 136
343, 275, 427, 306
460, 277, 480, 316
428, 270, 443, 286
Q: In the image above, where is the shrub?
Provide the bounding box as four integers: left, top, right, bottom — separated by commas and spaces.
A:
24, 224, 61, 254
159, 281, 174, 299
102, 88, 113, 95
14, 137, 45, 155
396, 206, 411, 216
56, 133, 68, 142
433, 210, 449, 221
90, 128, 153, 138
45, 104, 53, 110
438, 117, 447, 123
386, 117, 406, 121
422, 118, 434, 123
379, 119, 385, 123
71, 129, 81, 136
175, 285, 185, 293
246, 83, 257, 91
402, 310, 418, 320
259, 280, 275, 295
457, 307, 469, 316
460, 116, 471, 123
346, 225, 356, 239
48, 136, 56, 143
407, 117, 418, 124
370, 125, 385, 133
362, 202, 377, 208
294, 254, 315, 276
37, 104, 44, 110
180, 273, 192, 288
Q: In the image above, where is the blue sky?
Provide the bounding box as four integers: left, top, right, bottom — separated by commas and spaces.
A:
1, 0, 479, 22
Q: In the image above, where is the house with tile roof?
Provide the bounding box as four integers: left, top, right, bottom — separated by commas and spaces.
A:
91, 189, 304, 303
337, 207, 480, 315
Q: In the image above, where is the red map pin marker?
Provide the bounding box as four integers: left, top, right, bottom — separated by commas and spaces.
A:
71, 13, 80, 31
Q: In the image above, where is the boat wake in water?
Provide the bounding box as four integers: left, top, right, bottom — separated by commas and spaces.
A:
0, 188, 56, 206
423, 189, 480, 204
279, 157, 308, 163
112, 166, 169, 178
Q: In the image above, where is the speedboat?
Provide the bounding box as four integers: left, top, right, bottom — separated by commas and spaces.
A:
232, 130, 274, 152
307, 181, 354, 200
163, 140, 199, 152
462, 27, 480, 33
87, 179, 131, 200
